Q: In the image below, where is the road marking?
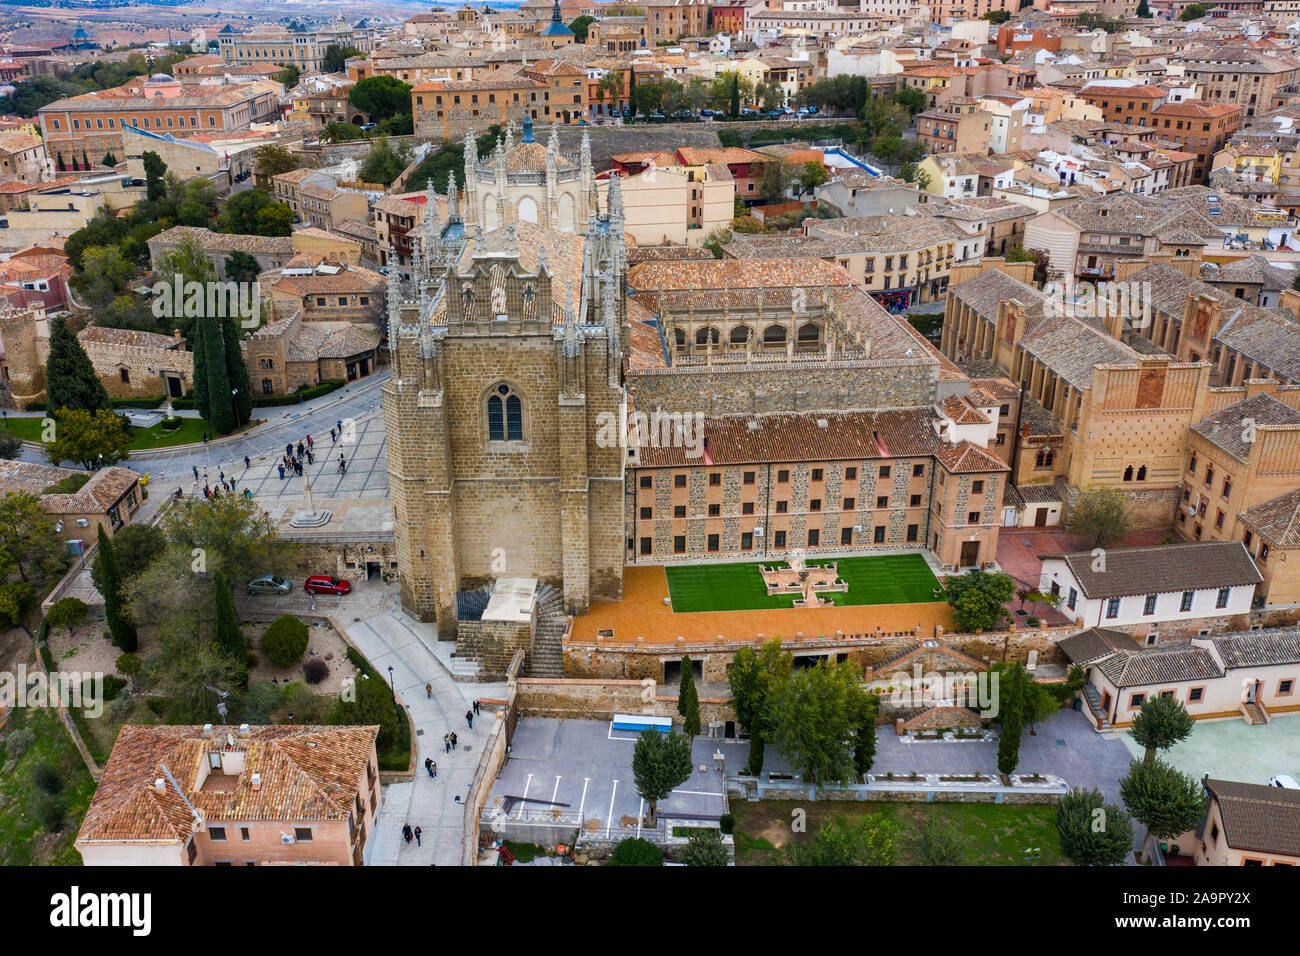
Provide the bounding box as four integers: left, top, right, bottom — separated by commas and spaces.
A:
549, 775, 562, 807
517, 773, 533, 819
636, 798, 645, 838
605, 780, 618, 838
577, 777, 590, 821
671, 789, 724, 797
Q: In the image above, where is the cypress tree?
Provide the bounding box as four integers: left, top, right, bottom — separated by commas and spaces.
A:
628, 63, 636, 117
82, 149, 90, 170
97, 524, 137, 653
46, 315, 109, 413
996, 663, 1025, 776
192, 309, 209, 424
678, 655, 701, 739
212, 570, 246, 658
221, 315, 252, 428
197, 314, 235, 434
729, 74, 740, 118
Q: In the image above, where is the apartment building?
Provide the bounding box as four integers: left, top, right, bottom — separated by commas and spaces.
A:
216, 18, 376, 74
641, 0, 710, 43
1150, 100, 1242, 182
1174, 48, 1300, 119
76, 724, 381, 866
1080, 81, 1168, 127
917, 97, 992, 156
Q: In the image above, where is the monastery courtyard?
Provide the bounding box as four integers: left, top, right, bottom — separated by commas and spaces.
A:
572, 554, 954, 645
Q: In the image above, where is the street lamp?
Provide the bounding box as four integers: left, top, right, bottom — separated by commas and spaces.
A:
231, 387, 241, 429
387, 665, 396, 707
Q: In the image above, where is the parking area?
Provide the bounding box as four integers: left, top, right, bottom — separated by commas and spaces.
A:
487, 718, 744, 836
1118, 713, 1300, 788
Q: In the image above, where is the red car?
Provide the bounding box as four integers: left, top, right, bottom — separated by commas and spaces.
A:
304, 575, 352, 595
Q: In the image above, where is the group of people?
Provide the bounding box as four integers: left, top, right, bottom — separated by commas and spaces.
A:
277, 436, 314, 480
401, 824, 423, 847
404, 700, 485, 853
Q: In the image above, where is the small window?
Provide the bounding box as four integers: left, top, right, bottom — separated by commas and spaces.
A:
707, 534, 719, 552
1129, 693, 1146, 709
1180, 590, 1194, 612
742, 502, 755, 515
1143, 594, 1157, 615
906, 523, 918, 542
674, 474, 686, 488
811, 468, 823, 481
1188, 687, 1204, 703
294, 827, 313, 842
845, 467, 857, 480
640, 507, 652, 520
842, 498, 855, 511
877, 496, 888, 509
640, 537, 652, 555
708, 503, 720, 517
209, 826, 227, 842
879, 465, 891, 478
967, 512, 979, 525
873, 526, 885, 543
841, 527, 853, 545
709, 473, 721, 486
809, 499, 822, 512
777, 469, 789, 483
912, 464, 924, 477
1215, 587, 1230, 609
743, 471, 756, 484
775, 501, 788, 514
807, 529, 820, 547
972, 480, 984, 494
673, 505, 686, 519
909, 494, 922, 507
1106, 597, 1121, 619
640, 475, 652, 489
673, 535, 686, 554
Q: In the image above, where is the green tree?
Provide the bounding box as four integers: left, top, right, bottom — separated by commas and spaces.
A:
1131, 695, 1195, 767
943, 569, 1015, 632
872, 131, 903, 172
176, 177, 218, 226
983, 9, 1012, 23
224, 251, 261, 285
683, 828, 727, 866
219, 188, 274, 235
43, 408, 132, 470
253, 143, 300, 179
273, 64, 300, 87
212, 569, 246, 658
911, 816, 968, 865
0, 430, 21, 460
96, 523, 137, 652
359, 136, 408, 187
995, 661, 1027, 775
71, 245, 135, 311
1137, 0, 1152, 15
348, 75, 412, 123
93, 522, 162, 587
151, 634, 247, 722
851, 689, 880, 776
768, 659, 868, 784
0, 490, 66, 585
321, 121, 366, 143
569, 15, 594, 41
607, 837, 663, 866
1006, 243, 1052, 286
1069, 486, 1131, 548
101, 151, 118, 167
894, 86, 927, 114
329, 666, 402, 753
759, 160, 792, 200
1180, 3, 1209, 19
159, 493, 291, 586
631, 729, 692, 825
46, 596, 87, 635
1120, 759, 1208, 860
221, 314, 252, 428
1057, 788, 1134, 866
194, 313, 235, 434
728, 639, 792, 775
116, 651, 143, 693
142, 150, 167, 202
255, 202, 294, 237
799, 160, 828, 192
729, 73, 740, 117
677, 656, 701, 738
0, 547, 34, 627
322, 44, 362, 74
45, 316, 110, 413
788, 815, 898, 866
262, 614, 308, 667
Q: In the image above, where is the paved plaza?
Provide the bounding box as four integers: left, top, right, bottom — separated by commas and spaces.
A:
1118, 713, 1300, 788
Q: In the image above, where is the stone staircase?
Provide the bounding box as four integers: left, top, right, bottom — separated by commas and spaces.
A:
1083, 684, 1111, 731
1241, 700, 1270, 725
529, 584, 566, 679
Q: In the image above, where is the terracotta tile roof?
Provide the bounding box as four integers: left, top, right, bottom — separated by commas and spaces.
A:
1212, 628, 1300, 669
1192, 393, 1300, 460
1044, 540, 1262, 600
1096, 642, 1223, 687
1058, 626, 1142, 665
1203, 778, 1300, 858
78, 725, 379, 845
933, 440, 1009, 474
1238, 488, 1300, 549
1152, 100, 1241, 119
77, 325, 180, 351
637, 409, 940, 468
627, 257, 853, 293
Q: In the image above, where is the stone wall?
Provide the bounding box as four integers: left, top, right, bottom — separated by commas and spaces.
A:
80, 337, 194, 401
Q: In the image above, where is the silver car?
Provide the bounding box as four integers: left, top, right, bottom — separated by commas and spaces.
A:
248, 574, 292, 596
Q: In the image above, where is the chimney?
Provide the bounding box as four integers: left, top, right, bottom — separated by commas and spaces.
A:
250, 773, 263, 791
154, 777, 165, 792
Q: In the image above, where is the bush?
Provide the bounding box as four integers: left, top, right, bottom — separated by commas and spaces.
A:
85, 675, 127, 702
241, 682, 282, 723
303, 657, 329, 684
6, 728, 36, 759
683, 828, 728, 866
145, 697, 169, 716
32, 793, 66, 832
607, 837, 663, 866
31, 762, 63, 795
262, 615, 309, 667
296, 379, 345, 401
719, 812, 734, 835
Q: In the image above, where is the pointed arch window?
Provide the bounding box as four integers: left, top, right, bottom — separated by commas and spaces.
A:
487, 384, 523, 442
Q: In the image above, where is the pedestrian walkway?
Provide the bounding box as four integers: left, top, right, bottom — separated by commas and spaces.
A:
340, 609, 495, 866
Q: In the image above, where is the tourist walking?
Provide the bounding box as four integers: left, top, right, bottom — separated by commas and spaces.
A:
450, 732, 457, 749
472, 699, 480, 716
402, 823, 413, 844
244, 455, 251, 469
466, 709, 474, 729
277, 464, 285, 480
192, 465, 199, 481
414, 826, 422, 847
443, 733, 451, 754
425, 682, 432, 699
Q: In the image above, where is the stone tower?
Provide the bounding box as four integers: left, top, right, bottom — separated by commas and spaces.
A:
383, 197, 627, 638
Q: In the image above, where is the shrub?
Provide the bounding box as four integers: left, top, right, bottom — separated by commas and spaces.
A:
32, 793, 66, 832
262, 615, 309, 667
31, 762, 63, 794
5, 728, 35, 759
683, 828, 728, 866
241, 682, 281, 723
607, 837, 663, 866
303, 657, 329, 684
719, 812, 735, 835
145, 697, 169, 716
86, 675, 127, 702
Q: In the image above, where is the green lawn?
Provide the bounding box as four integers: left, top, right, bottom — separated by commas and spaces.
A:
730, 799, 1066, 866
665, 554, 944, 613
1, 415, 252, 451
0, 705, 94, 866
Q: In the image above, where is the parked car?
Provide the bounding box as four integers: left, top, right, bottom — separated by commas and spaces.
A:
674, 109, 692, 120
700, 108, 716, 117
359, 122, 377, 131
1270, 774, 1300, 789
765, 109, 783, 118
648, 111, 666, 121
740, 107, 758, 117
304, 575, 352, 595
248, 574, 292, 596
